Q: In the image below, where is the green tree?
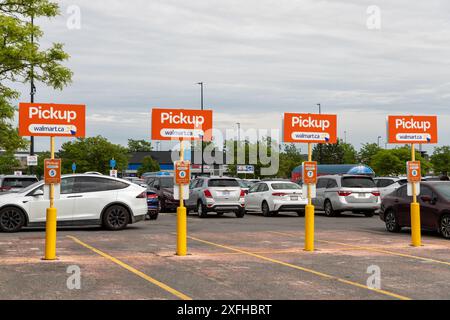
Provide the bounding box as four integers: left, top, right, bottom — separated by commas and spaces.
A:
127, 139, 152, 152
390, 146, 431, 174
137, 156, 160, 177
0, 0, 72, 152
370, 150, 404, 176
278, 144, 306, 178
341, 141, 358, 163
0, 152, 20, 174
312, 140, 345, 164
358, 143, 382, 165
431, 146, 450, 175
59, 136, 128, 174
34, 151, 50, 178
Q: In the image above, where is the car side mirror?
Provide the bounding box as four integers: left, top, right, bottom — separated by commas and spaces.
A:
420, 195, 432, 203
33, 189, 44, 197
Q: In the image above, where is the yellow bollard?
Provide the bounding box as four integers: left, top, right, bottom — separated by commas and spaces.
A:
44, 207, 57, 260
304, 204, 315, 251
176, 206, 187, 256
410, 202, 421, 247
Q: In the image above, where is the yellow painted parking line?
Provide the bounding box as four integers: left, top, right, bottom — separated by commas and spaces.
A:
67, 236, 192, 300
188, 235, 411, 300
269, 231, 450, 267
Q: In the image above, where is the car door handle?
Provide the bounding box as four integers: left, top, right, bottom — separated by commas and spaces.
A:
68, 195, 83, 198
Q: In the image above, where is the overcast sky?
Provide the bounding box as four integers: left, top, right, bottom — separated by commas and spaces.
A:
12, 0, 450, 153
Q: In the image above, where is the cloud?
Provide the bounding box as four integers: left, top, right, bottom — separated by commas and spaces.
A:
11, 0, 450, 153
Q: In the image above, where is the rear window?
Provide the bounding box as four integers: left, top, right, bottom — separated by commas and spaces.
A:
160, 177, 174, 188
271, 183, 301, 190
3, 178, 38, 188
208, 179, 239, 187
341, 177, 376, 188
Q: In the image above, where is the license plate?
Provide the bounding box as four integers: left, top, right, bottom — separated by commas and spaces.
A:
357, 193, 366, 198
290, 196, 298, 201
221, 191, 230, 196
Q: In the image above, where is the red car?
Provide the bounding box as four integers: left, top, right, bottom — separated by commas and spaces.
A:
380, 181, 450, 239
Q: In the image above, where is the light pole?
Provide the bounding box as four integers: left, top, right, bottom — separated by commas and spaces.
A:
197, 82, 204, 174
29, 14, 36, 174
317, 103, 322, 163
344, 131, 347, 144
236, 123, 241, 143
377, 136, 382, 148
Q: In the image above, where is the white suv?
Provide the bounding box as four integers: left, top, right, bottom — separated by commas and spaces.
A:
244, 181, 307, 217
374, 177, 407, 199
0, 174, 148, 232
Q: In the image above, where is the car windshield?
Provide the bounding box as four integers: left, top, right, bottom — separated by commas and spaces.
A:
341, 177, 376, 188
19, 181, 43, 194
160, 177, 174, 188
432, 183, 450, 200
238, 180, 251, 188
3, 178, 37, 188
208, 179, 239, 187
271, 183, 301, 190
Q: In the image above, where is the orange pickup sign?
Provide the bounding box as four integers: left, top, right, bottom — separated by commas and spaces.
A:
387, 115, 437, 144
284, 113, 337, 143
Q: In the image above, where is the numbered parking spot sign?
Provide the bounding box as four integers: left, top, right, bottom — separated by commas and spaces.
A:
302, 161, 318, 185
407, 161, 421, 183
175, 161, 191, 185
44, 159, 61, 185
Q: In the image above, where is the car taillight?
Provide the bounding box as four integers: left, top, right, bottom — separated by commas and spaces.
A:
136, 191, 146, 198
338, 191, 352, 197
372, 191, 381, 197
204, 189, 213, 198
0, 186, 11, 192
147, 193, 158, 199
240, 190, 246, 197
272, 192, 287, 197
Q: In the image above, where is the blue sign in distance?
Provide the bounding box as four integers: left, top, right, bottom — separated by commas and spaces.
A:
110, 159, 116, 169
72, 162, 77, 172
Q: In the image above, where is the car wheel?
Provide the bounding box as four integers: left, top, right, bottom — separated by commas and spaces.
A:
235, 208, 245, 218
439, 214, 450, 239
103, 205, 130, 230
197, 201, 208, 218
364, 211, 375, 217
0, 207, 26, 233
262, 201, 272, 217
385, 210, 401, 233
297, 210, 305, 217
324, 200, 336, 217
148, 211, 159, 220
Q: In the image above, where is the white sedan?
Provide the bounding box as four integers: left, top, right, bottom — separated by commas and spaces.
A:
244, 181, 308, 217
0, 174, 148, 232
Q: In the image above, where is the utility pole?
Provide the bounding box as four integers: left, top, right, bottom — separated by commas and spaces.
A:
317, 103, 322, 163
29, 14, 36, 174
236, 123, 241, 142
197, 82, 204, 174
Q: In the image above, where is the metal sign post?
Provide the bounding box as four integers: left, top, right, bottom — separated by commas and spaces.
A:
304, 144, 317, 251
176, 141, 189, 256
409, 145, 421, 247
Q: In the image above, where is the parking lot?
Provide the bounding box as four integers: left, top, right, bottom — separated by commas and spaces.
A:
1, 211, 449, 300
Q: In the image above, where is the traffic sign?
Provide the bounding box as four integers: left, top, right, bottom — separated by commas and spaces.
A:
302, 161, 318, 185
27, 155, 38, 166
283, 113, 337, 143
44, 159, 61, 185
152, 108, 213, 141
19, 103, 86, 137
174, 160, 191, 185
237, 165, 255, 174
109, 170, 118, 178
72, 162, 77, 173
110, 159, 116, 169
387, 115, 438, 144
407, 161, 421, 183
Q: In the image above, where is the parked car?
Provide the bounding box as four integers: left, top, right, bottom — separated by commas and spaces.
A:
146, 188, 159, 220
374, 177, 408, 199
245, 181, 307, 217
380, 182, 450, 239
237, 179, 253, 194
186, 176, 245, 218
313, 175, 381, 217
125, 177, 149, 189
0, 174, 147, 232
145, 175, 177, 212
0, 175, 38, 193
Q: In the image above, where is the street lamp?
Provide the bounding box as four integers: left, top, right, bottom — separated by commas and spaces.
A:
29, 14, 36, 174
236, 123, 241, 143
197, 82, 204, 174
377, 136, 382, 148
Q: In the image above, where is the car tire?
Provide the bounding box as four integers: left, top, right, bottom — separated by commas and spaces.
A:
103, 205, 130, 230
297, 210, 305, 217
439, 214, 450, 239
385, 210, 401, 233
262, 201, 272, 217
0, 207, 26, 233
197, 201, 208, 218
235, 208, 245, 218
364, 211, 375, 217
148, 211, 159, 220
324, 200, 336, 217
